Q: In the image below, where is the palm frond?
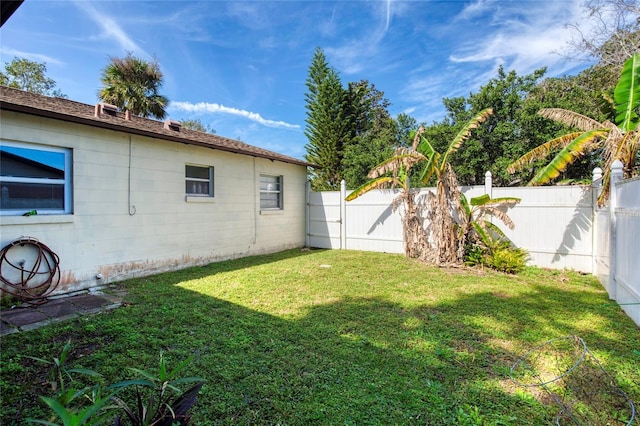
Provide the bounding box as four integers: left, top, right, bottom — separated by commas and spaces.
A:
469, 194, 490, 206
614, 53, 640, 131
538, 108, 606, 131
418, 151, 440, 185
483, 197, 521, 208
367, 151, 426, 179
345, 176, 396, 201
459, 193, 471, 216
507, 132, 586, 173
411, 126, 425, 151
472, 222, 492, 248
485, 222, 508, 240
483, 206, 516, 230
442, 108, 493, 165
529, 129, 609, 185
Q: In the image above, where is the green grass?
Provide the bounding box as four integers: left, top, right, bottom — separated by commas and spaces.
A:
1, 249, 638, 425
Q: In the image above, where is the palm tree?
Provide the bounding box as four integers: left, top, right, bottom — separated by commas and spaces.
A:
99, 53, 168, 119
508, 54, 640, 206
346, 108, 493, 264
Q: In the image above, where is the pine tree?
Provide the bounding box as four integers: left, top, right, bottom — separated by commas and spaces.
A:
304, 48, 350, 191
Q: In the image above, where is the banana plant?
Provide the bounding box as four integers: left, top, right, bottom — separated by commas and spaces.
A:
508, 53, 640, 206
346, 134, 429, 259
459, 193, 520, 251
346, 108, 493, 264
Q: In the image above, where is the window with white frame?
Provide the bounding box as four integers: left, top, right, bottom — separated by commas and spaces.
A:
260, 174, 282, 210
185, 164, 214, 197
0, 142, 72, 215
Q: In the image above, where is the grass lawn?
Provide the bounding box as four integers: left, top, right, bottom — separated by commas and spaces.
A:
1, 249, 638, 425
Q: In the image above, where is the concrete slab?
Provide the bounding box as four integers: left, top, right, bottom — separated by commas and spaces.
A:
0, 286, 124, 335
38, 300, 78, 318
0, 309, 49, 327
0, 320, 18, 335
71, 295, 109, 310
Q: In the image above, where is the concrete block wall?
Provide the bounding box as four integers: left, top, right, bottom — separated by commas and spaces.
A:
1, 111, 307, 295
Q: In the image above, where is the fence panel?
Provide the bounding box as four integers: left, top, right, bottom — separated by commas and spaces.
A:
594, 208, 610, 292
343, 188, 405, 253
612, 176, 640, 325
307, 191, 342, 249
492, 186, 595, 273
308, 183, 595, 272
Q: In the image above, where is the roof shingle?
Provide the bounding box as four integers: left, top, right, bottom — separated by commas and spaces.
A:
0, 86, 311, 167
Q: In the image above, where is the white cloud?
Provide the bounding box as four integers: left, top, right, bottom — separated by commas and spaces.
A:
325, 0, 399, 75
0, 48, 63, 65
170, 101, 300, 130
72, 1, 149, 57
454, 0, 500, 22
448, 0, 592, 78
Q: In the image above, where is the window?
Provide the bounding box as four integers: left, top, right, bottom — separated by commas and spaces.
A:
0, 142, 72, 215
185, 165, 213, 197
260, 175, 282, 210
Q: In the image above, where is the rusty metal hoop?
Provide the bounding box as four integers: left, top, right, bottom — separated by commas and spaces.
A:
0, 237, 60, 303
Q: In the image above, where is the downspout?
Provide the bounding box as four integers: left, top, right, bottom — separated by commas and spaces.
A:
128, 135, 136, 216
252, 157, 257, 245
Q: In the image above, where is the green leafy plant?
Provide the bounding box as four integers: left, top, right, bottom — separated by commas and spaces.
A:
26, 343, 204, 426
110, 352, 205, 426
30, 387, 115, 426
460, 193, 520, 249
485, 243, 529, 274
460, 193, 527, 273
25, 340, 116, 425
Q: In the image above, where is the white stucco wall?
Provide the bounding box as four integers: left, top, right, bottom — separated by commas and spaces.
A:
0, 111, 308, 294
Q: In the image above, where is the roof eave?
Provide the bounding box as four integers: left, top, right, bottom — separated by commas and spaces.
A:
0, 100, 314, 168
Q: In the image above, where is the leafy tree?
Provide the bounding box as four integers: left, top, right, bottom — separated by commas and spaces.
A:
0, 57, 66, 97
508, 54, 640, 205
415, 109, 493, 264
395, 113, 419, 148
99, 53, 168, 119
342, 80, 398, 189
423, 67, 548, 186
180, 119, 216, 134
304, 47, 351, 191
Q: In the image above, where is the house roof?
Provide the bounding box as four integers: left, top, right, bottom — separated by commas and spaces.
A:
0, 86, 312, 168
1, 1, 23, 27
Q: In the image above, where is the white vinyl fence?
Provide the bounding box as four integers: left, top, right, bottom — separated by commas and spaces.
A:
594, 162, 640, 325
306, 164, 640, 325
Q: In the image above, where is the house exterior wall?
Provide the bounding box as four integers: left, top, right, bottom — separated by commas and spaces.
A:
1, 111, 307, 295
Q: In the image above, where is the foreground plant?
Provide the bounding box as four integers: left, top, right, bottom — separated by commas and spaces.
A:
26, 340, 116, 425
111, 352, 205, 426
26, 343, 205, 426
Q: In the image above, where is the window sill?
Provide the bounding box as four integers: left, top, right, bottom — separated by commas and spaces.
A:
260, 209, 284, 215
1, 215, 74, 225
185, 196, 215, 203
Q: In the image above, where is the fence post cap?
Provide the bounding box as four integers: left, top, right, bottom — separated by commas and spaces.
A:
611, 160, 624, 171
485, 171, 492, 177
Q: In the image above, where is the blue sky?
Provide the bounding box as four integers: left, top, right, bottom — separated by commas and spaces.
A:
1, 0, 602, 160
